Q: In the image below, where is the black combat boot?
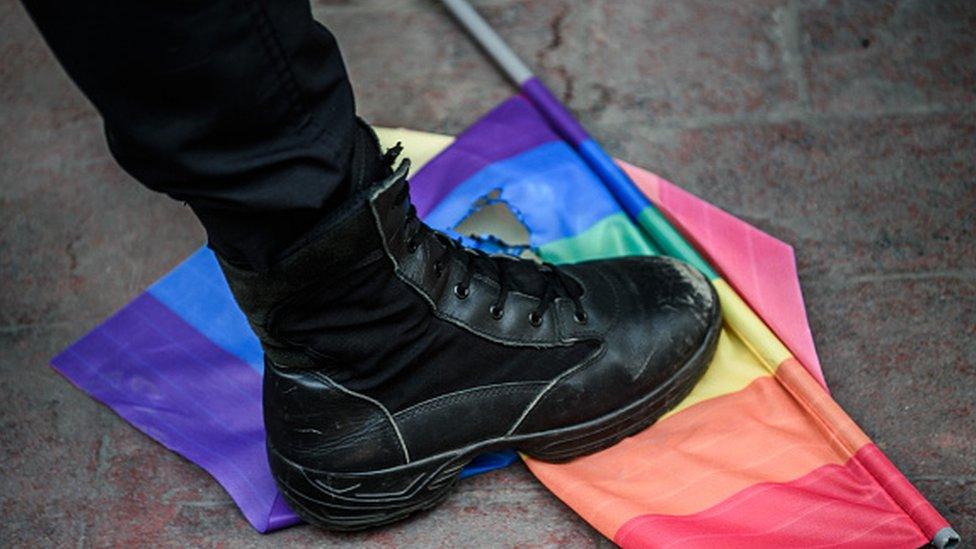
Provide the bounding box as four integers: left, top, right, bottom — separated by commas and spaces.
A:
217, 132, 721, 531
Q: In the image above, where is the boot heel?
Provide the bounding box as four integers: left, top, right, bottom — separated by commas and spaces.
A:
268, 442, 464, 531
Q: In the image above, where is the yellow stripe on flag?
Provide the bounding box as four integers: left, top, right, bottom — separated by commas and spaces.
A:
375, 127, 454, 173
713, 279, 793, 373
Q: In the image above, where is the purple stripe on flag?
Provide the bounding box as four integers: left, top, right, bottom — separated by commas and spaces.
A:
410, 96, 560, 217
51, 293, 296, 532
519, 78, 590, 147
268, 493, 301, 531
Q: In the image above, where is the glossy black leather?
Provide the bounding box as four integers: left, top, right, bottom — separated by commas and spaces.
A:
223, 166, 720, 474
368, 175, 718, 436
264, 359, 407, 472
512, 258, 718, 434
392, 381, 547, 461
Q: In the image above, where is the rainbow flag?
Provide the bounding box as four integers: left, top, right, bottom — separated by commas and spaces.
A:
52, 96, 955, 546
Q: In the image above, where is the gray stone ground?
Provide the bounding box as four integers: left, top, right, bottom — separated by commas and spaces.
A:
1, 0, 973, 546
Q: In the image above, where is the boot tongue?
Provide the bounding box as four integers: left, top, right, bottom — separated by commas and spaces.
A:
469, 251, 581, 300
500, 258, 550, 296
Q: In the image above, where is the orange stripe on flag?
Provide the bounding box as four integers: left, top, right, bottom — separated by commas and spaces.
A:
774, 358, 870, 455
525, 369, 871, 539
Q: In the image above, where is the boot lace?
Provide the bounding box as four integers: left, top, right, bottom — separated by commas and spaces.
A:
394, 182, 588, 327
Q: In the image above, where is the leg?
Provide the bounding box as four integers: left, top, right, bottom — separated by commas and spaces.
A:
22, 0, 359, 269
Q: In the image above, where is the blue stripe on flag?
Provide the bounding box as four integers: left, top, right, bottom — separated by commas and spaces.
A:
576, 139, 652, 219
424, 141, 623, 246
148, 247, 265, 373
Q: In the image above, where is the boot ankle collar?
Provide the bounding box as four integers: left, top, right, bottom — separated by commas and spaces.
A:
217, 161, 410, 319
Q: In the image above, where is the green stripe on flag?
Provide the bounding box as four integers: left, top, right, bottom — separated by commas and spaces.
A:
636, 207, 718, 279
538, 213, 660, 263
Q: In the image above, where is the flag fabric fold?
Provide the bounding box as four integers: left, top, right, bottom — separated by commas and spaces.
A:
51, 95, 953, 546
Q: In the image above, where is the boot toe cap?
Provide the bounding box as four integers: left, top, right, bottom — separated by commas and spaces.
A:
514, 256, 720, 434
624, 256, 718, 381
589, 255, 719, 387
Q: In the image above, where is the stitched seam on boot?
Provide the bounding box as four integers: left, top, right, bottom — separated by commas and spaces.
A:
392, 381, 547, 423
508, 269, 624, 434
296, 416, 390, 456
373, 209, 577, 348
506, 337, 609, 435
309, 370, 411, 464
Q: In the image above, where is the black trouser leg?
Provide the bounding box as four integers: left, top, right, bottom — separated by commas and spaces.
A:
22, 0, 357, 270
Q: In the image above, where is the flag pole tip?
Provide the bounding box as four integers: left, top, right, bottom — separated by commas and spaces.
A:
932, 526, 961, 549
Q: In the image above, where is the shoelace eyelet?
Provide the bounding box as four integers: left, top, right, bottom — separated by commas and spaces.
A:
454, 284, 469, 299
395, 180, 585, 325
574, 311, 588, 324
528, 311, 543, 327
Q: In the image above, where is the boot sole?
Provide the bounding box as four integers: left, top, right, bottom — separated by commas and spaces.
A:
269, 300, 722, 531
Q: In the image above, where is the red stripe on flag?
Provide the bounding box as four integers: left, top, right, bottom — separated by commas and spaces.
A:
612, 444, 928, 549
